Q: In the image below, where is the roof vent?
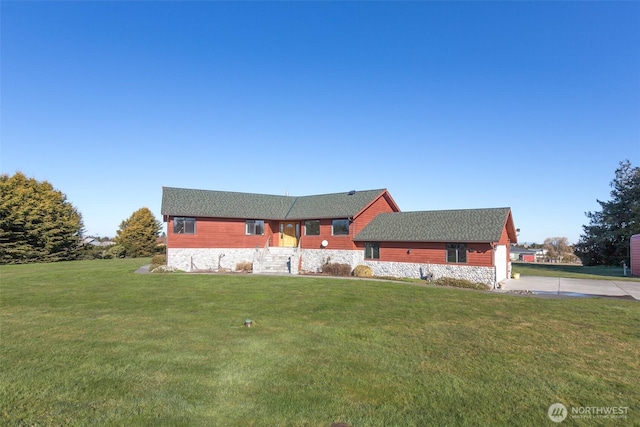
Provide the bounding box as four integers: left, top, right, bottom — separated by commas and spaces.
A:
348, 190, 356, 196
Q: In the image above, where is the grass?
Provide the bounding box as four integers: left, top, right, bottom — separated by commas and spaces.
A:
512, 262, 640, 282
1, 259, 639, 426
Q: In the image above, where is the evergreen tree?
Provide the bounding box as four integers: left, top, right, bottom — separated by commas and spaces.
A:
115, 208, 162, 257
575, 160, 640, 266
0, 172, 84, 264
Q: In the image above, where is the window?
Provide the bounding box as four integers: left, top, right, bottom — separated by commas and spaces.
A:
174, 217, 196, 234
365, 242, 380, 259
446, 244, 467, 263
305, 220, 320, 236
246, 220, 265, 235
332, 219, 350, 236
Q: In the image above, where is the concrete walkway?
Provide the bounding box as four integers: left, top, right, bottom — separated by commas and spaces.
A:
502, 276, 640, 300
134, 264, 150, 274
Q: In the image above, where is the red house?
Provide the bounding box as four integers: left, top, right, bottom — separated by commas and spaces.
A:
161, 187, 518, 287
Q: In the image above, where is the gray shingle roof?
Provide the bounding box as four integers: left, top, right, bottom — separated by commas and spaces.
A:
510, 247, 537, 254
161, 187, 387, 220
354, 208, 512, 243
286, 189, 387, 219
161, 187, 292, 219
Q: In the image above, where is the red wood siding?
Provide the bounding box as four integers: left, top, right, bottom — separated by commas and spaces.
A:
504, 210, 517, 244
167, 191, 400, 251
354, 192, 399, 225
497, 225, 512, 265
355, 242, 495, 267
299, 191, 398, 251
301, 219, 354, 250
167, 216, 274, 248
348, 192, 399, 250
498, 227, 510, 245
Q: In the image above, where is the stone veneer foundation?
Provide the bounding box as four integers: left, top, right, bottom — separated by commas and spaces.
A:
168, 248, 498, 286
363, 260, 496, 286
168, 248, 260, 272
299, 249, 496, 286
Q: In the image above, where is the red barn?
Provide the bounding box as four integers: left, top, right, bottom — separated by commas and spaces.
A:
521, 253, 536, 262
632, 234, 640, 277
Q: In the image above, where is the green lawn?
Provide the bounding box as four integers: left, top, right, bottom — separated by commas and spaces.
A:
1, 260, 639, 426
512, 262, 640, 282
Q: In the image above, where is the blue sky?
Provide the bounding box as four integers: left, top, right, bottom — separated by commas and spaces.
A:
2, 1, 639, 244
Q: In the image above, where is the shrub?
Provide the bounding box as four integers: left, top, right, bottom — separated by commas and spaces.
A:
77, 245, 105, 260
352, 265, 372, 277
149, 254, 167, 272
104, 244, 126, 259
236, 261, 253, 272
151, 254, 166, 265
321, 262, 352, 276
432, 277, 491, 291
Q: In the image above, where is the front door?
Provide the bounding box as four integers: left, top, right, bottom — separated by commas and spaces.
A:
280, 221, 298, 247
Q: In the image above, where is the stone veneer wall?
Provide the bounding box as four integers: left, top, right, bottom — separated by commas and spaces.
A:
300, 249, 365, 273
169, 247, 496, 286
299, 249, 496, 286
168, 248, 261, 272
364, 261, 496, 286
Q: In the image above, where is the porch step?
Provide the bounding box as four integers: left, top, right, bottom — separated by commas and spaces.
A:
259, 248, 297, 274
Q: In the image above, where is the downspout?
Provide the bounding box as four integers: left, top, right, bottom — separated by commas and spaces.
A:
297, 234, 302, 273
350, 217, 356, 266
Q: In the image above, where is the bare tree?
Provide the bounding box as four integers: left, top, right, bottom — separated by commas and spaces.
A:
543, 237, 575, 263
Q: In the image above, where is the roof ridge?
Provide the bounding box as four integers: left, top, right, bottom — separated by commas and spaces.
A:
294, 188, 387, 198
163, 186, 292, 199
162, 186, 386, 219
163, 186, 386, 199
393, 207, 510, 214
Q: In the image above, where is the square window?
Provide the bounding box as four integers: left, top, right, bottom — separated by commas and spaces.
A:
174, 217, 196, 234
365, 242, 380, 259
246, 220, 265, 235
305, 220, 320, 236
332, 219, 350, 236
446, 244, 467, 263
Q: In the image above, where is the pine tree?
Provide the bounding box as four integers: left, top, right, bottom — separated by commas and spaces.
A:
115, 208, 162, 257
0, 172, 84, 264
575, 160, 640, 266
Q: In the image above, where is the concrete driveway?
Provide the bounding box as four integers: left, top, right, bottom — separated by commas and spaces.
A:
501, 276, 640, 301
